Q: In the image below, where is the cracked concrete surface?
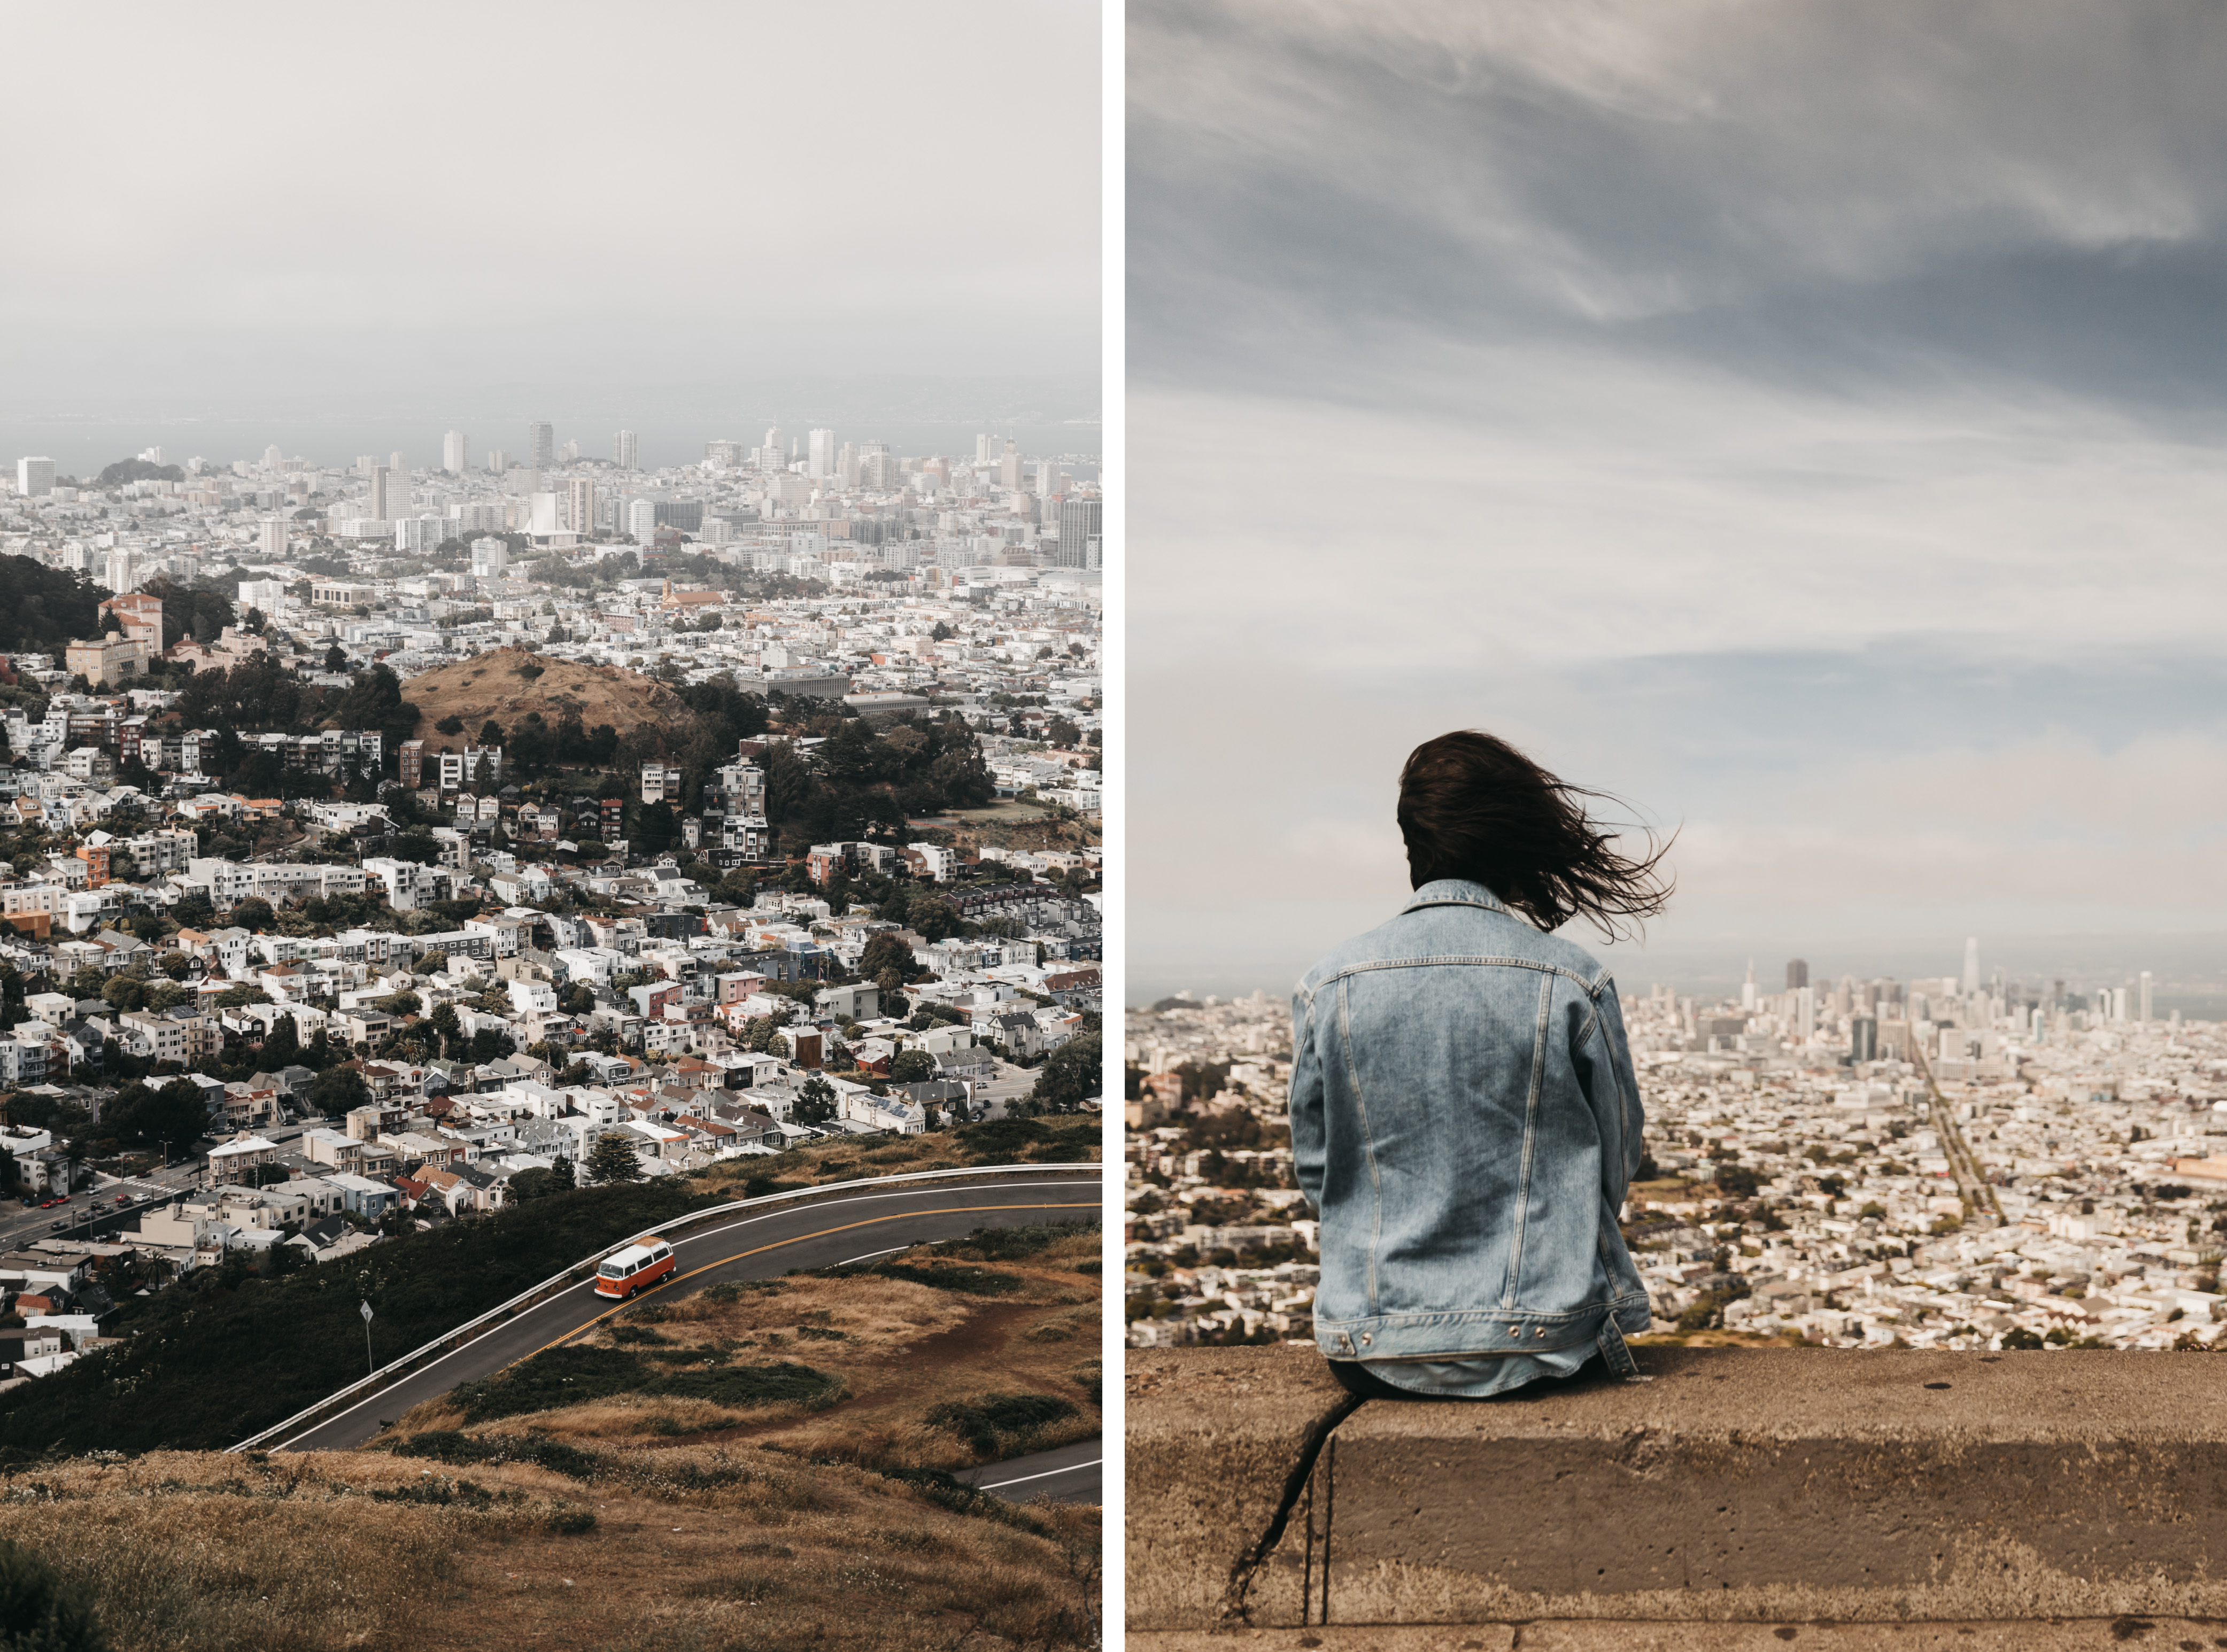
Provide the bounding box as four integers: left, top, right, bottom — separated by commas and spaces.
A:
1128, 1346, 2227, 1634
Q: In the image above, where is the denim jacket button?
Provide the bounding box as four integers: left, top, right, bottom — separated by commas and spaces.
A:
1359, 1333, 1372, 1346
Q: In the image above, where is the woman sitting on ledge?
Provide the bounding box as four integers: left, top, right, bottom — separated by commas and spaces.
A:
1290, 729, 1673, 1400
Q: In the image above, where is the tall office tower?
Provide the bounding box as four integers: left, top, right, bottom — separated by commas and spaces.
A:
1796, 986, 1816, 1042
627, 498, 656, 542
2139, 970, 2154, 1023
385, 461, 411, 519
390, 450, 406, 475
838, 442, 859, 486
704, 440, 743, 468
444, 430, 469, 474
565, 478, 596, 533
808, 428, 836, 477
1784, 958, 1808, 990
560, 438, 579, 462
16, 457, 54, 497
263, 444, 284, 471
1054, 497, 1102, 568
1850, 1015, 1877, 1063
138, 446, 163, 464
368, 465, 394, 521
356, 455, 380, 475
1035, 458, 1058, 499
1961, 937, 1980, 994
999, 439, 1022, 490
259, 518, 287, 560
976, 433, 993, 463
1741, 961, 1757, 1012
763, 427, 785, 469
614, 430, 638, 470
485, 449, 509, 474
529, 422, 553, 471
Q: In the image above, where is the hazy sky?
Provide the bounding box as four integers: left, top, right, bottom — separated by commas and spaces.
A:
0, 2, 1100, 416
1130, 1, 2227, 1003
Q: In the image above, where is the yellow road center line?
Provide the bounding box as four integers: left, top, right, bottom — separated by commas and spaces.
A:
520, 1201, 1097, 1363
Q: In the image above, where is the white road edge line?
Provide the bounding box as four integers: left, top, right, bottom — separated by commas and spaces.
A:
832, 1245, 911, 1266
268, 1181, 1093, 1452
972, 1458, 1103, 1490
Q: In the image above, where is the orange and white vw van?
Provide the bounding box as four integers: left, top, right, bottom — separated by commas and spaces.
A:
594, 1236, 676, 1298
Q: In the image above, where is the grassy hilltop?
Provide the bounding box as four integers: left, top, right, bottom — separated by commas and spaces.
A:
0, 1120, 1102, 1651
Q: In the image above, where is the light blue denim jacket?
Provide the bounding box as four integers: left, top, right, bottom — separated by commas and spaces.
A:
1290, 880, 1653, 1370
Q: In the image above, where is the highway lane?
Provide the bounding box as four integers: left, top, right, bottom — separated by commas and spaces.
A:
953, 1435, 1103, 1505
274, 1174, 1104, 1500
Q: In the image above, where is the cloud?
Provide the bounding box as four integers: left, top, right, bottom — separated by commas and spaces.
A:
1130, 0, 2227, 414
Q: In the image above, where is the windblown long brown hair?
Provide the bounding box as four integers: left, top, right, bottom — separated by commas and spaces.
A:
1396, 731, 1675, 941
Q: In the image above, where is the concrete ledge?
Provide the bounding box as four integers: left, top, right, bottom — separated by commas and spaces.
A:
1127, 1346, 1358, 1628
1133, 1619, 2227, 1649
1128, 1345, 2227, 1631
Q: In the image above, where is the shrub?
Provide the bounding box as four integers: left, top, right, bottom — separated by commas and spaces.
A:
0, 1539, 108, 1651
0, 1181, 715, 1454
812, 1260, 1019, 1297
924, 1392, 1079, 1457
925, 1222, 1099, 1264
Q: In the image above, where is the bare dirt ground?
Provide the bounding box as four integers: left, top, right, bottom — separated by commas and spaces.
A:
389, 648, 683, 742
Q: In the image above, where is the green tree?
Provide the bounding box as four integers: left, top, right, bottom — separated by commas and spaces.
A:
230, 897, 275, 932
794, 1073, 839, 1126
310, 1066, 372, 1116
260, 1013, 300, 1069
99, 976, 146, 1014
112, 1079, 210, 1159
1029, 1032, 1102, 1114
585, 1131, 642, 1185
904, 890, 959, 943
323, 643, 348, 672
888, 1050, 937, 1084
858, 931, 916, 983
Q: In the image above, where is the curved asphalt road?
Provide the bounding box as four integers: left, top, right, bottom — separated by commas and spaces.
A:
273, 1174, 1104, 1503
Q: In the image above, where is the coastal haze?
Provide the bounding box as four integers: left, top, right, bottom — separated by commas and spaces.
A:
0, 2, 1100, 419
1128, 2, 2227, 1010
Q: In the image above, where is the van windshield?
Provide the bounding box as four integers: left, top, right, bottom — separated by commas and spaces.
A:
597, 1261, 624, 1278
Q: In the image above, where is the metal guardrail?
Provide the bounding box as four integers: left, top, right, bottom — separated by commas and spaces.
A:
225, 1161, 1100, 1453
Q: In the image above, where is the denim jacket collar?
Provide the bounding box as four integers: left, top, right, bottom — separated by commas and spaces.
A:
1399, 878, 1509, 917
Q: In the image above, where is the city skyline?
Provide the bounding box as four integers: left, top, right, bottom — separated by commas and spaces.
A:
1130, 2, 2227, 1002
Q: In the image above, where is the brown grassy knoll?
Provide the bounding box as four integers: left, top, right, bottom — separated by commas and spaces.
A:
0, 1441, 1097, 1652
391, 1227, 1103, 1473
376, 648, 683, 742
684, 1117, 1100, 1194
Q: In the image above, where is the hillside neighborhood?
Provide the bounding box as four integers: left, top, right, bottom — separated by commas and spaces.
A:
0, 435, 1103, 1389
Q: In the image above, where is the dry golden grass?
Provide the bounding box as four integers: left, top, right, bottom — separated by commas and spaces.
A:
392, 1231, 1104, 1473
388, 648, 683, 743
0, 1439, 1098, 1652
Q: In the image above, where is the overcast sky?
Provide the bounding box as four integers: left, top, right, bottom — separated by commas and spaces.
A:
1130, 1, 2227, 1004
0, 2, 1100, 416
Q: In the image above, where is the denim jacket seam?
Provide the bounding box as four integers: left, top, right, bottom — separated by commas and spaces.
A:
1316, 1292, 1653, 1330
1319, 955, 1600, 995
1333, 974, 1383, 1316
1500, 970, 1552, 1310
